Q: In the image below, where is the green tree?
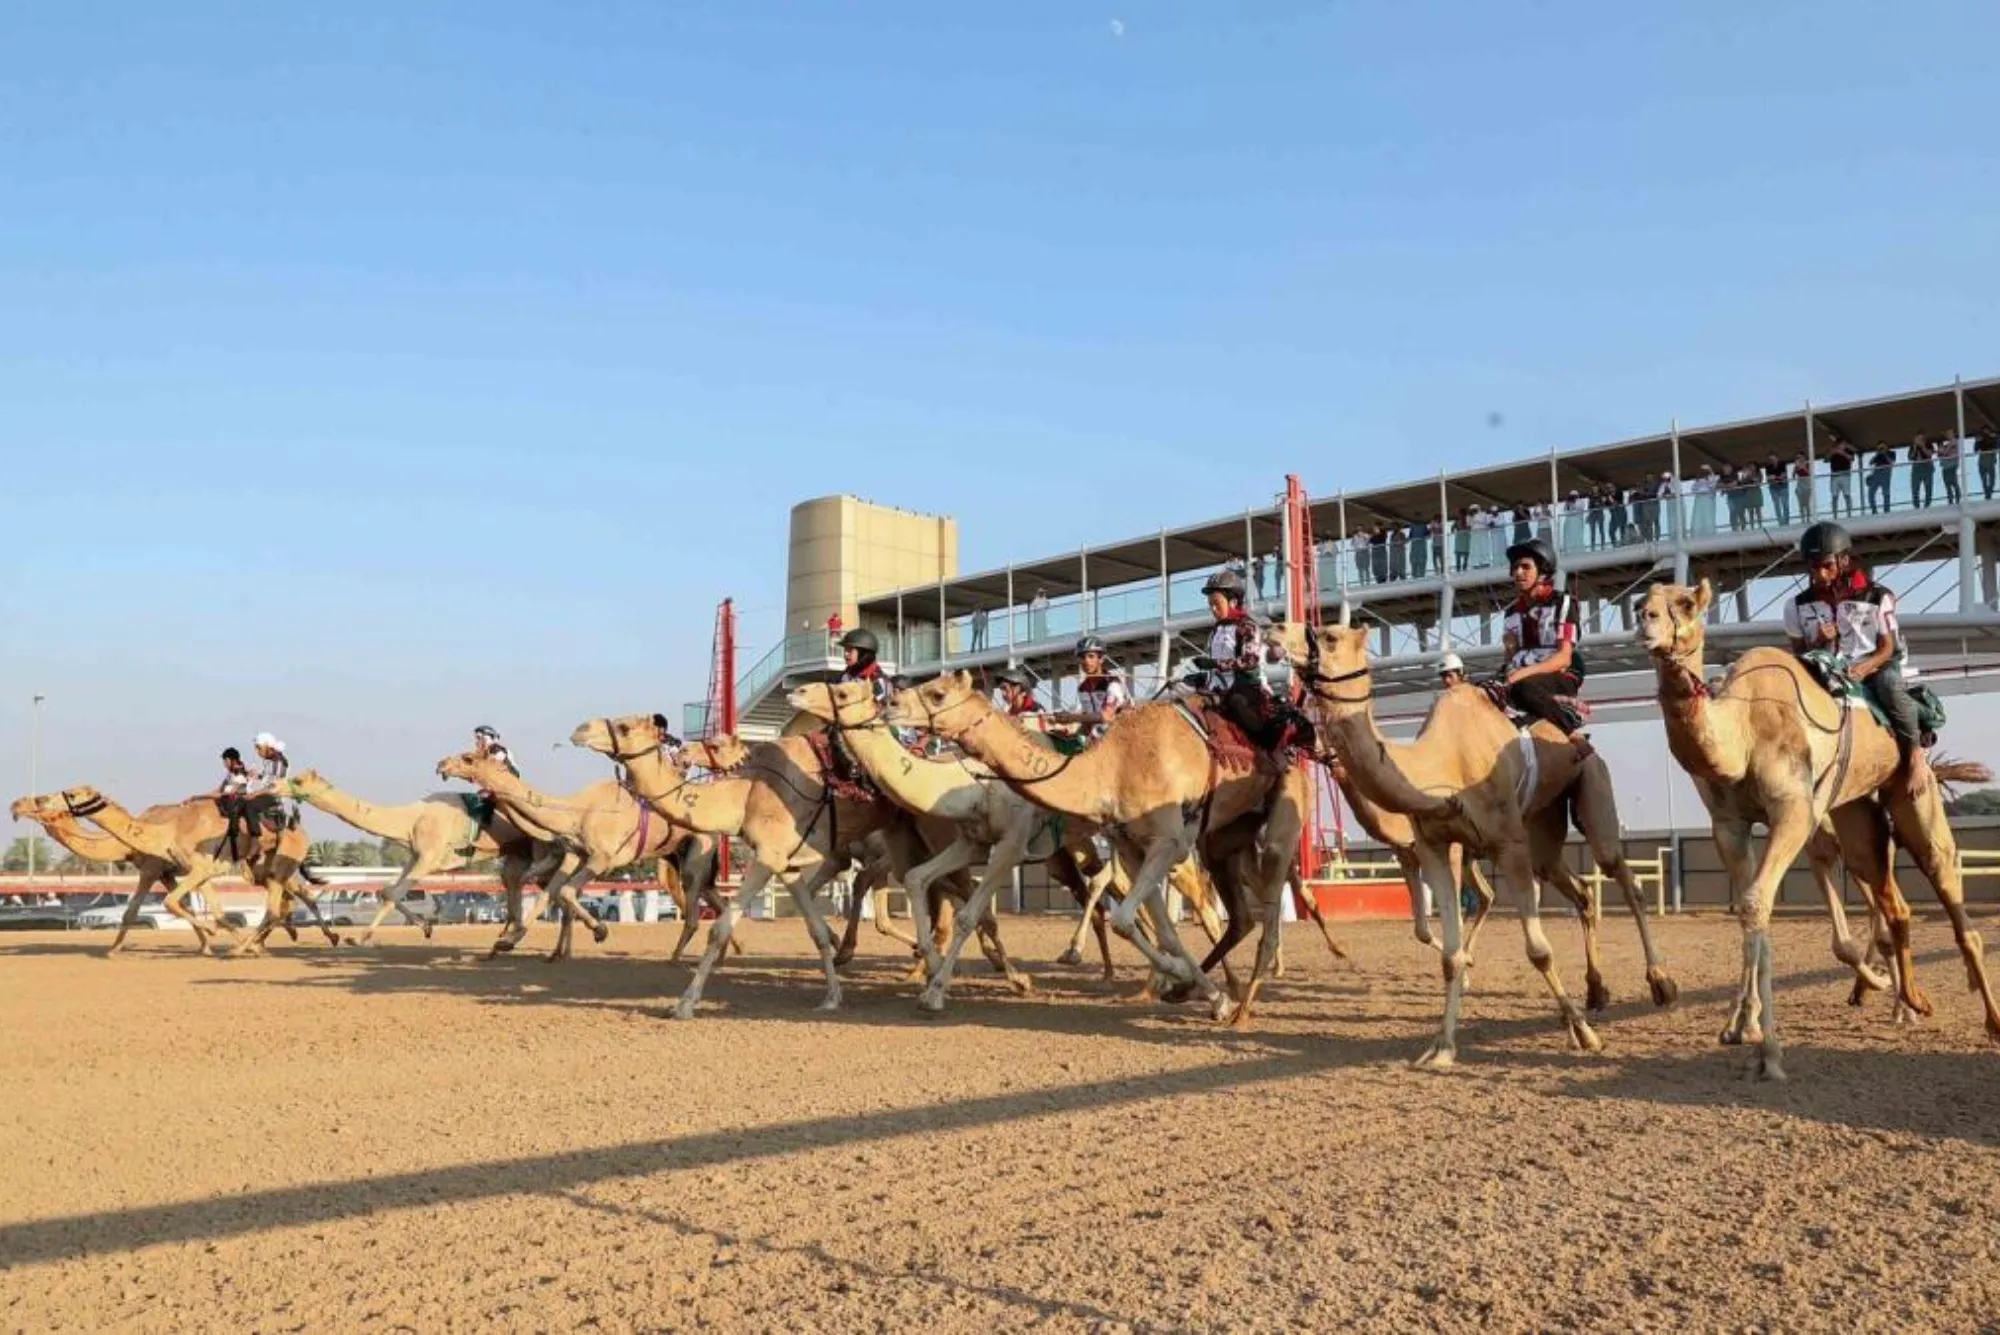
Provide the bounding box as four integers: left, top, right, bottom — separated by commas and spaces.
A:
3, 836, 54, 873
1946, 788, 2000, 817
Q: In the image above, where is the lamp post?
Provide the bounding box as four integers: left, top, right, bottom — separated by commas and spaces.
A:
28, 694, 46, 881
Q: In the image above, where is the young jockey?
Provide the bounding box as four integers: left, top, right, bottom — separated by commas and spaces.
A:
1785, 521, 1931, 798
1500, 538, 1591, 756
1195, 569, 1285, 749
1438, 652, 1467, 690
1058, 636, 1128, 741
839, 628, 891, 706
472, 725, 520, 778
995, 666, 1043, 721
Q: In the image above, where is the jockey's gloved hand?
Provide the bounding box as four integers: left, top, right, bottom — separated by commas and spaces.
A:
1191, 655, 1217, 671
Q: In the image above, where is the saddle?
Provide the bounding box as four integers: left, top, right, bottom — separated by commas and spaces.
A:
806, 728, 882, 805
1799, 649, 1946, 747
1174, 696, 1295, 775
1477, 679, 1592, 733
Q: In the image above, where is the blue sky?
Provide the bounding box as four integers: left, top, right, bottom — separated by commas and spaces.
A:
5, 1, 1998, 818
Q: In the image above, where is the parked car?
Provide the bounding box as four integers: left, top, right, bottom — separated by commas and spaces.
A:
74, 899, 194, 932
433, 891, 503, 925
0, 900, 79, 931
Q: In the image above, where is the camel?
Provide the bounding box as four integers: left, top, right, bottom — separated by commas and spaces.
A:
788, 679, 1234, 1009
435, 753, 689, 961
567, 714, 1027, 1018
281, 769, 577, 950
38, 786, 340, 956
1636, 579, 2000, 1078
1275, 620, 1679, 1066
883, 671, 1307, 1029
1323, 758, 1501, 965
8, 796, 202, 952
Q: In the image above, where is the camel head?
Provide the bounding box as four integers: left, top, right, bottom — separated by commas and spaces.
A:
54, 784, 108, 818
283, 769, 331, 800
10, 792, 63, 823
435, 751, 504, 786
1274, 623, 1374, 713
687, 735, 750, 771
884, 671, 985, 740
570, 713, 676, 763
1637, 579, 1712, 662
786, 679, 882, 730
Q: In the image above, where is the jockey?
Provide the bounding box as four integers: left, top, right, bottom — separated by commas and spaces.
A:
1059, 635, 1128, 741
838, 627, 891, 707
1787, 521, 1930, 797
995, 666, 1043, 721
1500, 538, 1591, 755
472, 725, 520, 779
1438, 652, 1467, 690
250, 732, 290, 793
1195, 569, 1287, 749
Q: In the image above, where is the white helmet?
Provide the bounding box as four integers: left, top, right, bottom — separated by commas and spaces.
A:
1438, 653, 1465, 677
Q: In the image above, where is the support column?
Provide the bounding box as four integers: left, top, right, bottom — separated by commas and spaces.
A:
1803, 402, 1816, 523
1080, 546, 1091, 633
1378, 623, 1391, 657
1157, 530, 1170, 680
1960, 514, 1978, 614
1005, 565, 1015, 664
895, 592, 905, 665
1982, 530, 1998, 612
1734, 585, 1751, 624
1670, 417, 1686, 545
1438, 580, 1455, 649
1957, 376, 1972, 511
938, 580, 948, 664
1336, 491, 1350, 594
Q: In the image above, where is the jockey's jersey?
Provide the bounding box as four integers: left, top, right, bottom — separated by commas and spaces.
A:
1076, 673, 1128, 720
1785, 575, 1916, 678
840, 662, 891, 706
1503, 583, 1584, 677
483, 745, 521, 778
1204, 612, 1265, 693
1006, 696, 1042, 719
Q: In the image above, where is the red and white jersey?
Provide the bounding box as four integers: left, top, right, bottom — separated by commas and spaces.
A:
1785, 574, 1915, 677
1503, 583, 1583, 676
1075, 673, 1129, 725
1204, 614, 1266, 693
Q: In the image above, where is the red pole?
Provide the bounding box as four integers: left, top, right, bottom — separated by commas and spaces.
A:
718, 599, 736, 881
1282, 474, 1325, 883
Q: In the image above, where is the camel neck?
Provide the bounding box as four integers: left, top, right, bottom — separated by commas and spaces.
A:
1654, 654, 1741, 783
476, 770, 588, 839
619, 747, 749, 837
829, 722, 977, 819
80, 797, 177, 862
36, 814, 132, 864
298, 784, 421, 842
953, 706, 1106, 818
1320, 697, 1458, 823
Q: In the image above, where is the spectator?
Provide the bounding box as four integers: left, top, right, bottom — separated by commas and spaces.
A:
1634, 479, 1659, 543
1511, 504, 1531, 547
1826, 440, 1856, 518
1252, 552, 1272, 602
1370, 523, 1390, 584
1690, 464, 1718, 535
1791, 453, 1814, 523
970, 606, 989, 651
1350, 528, 1371, 584
1453, 507, 1472, 572
1655, 472, 1678, 539
1409, 516, 1431, 579
1473, 505, 1499, 566
1560, 490, 1586, 553
825, 610, 844, 649
1607, 483, 1630, 545
1388, 523, 1408, 582
1431, 514, 1446, 572
1865, 441, 1896, 514
1765, 453, 1791, 527
1742, 462, 1766, 527
1532, 500, 1553, 542
1939, 431, 1962, 506
1724, 465, 1748, 532
1908, 434, 1936, 509
1028, 586, 1050, 640
1978, 431, 1999, 501
1585, 487, 1607, 548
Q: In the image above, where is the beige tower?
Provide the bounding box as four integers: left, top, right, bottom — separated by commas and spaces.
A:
786, 496, 958, 644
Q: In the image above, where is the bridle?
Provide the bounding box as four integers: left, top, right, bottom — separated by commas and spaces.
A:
1294, 631, 1373, 705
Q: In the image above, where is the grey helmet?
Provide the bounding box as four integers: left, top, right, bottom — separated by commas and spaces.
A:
1201, 570, 1247, 601
1505, 536, 1558, 577
1798, 521, 1852, 563
840, 628, 879, 655
1075, 635, 1107, 658
995, 666, 1035, 691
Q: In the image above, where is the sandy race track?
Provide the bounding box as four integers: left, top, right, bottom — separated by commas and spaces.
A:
1, 912, 1997, 1332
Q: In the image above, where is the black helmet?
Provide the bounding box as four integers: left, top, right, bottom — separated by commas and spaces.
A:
1505, 537, 1558, 577
995, 666, 1034, 691
473, 725, 500, 741
1799, 521, 1852, 563
840, 628, 879, 655
1201, 570, 1247, 600
220, 747, 242, 763
1075, 636, 1106, 657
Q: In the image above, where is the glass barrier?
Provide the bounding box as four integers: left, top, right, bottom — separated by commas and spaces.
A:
683, 702, 710, 737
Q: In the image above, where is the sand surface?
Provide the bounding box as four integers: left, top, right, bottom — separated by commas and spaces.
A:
2, 912, 1997, 1332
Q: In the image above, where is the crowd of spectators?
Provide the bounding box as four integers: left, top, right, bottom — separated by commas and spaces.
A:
1320, 428, 2000, 587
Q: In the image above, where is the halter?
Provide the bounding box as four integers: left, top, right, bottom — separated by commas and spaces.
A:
62, 790, 106, 819
1295, 632, 1374, 705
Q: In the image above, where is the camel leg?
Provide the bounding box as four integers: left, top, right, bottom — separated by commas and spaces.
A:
674, 868, 763, 1019
1108, 831, 1210, 994
1712, 819, 1761, 1045
1733, 799, 1818, 1081
1570, 779, 1679, 1006
1504, 837, 1603, 1056
1527, 807, 1608, 1013
780, 857, 848, 1012
918, 833, 1029, 1010
1059, 852, 1115, 970
1459, 852, 1499, 965
659, 857, 705, 963
106, 867, 165, 956
230, 876, 294, 956
541, 860, 608, 962
1810, 817, 1892, 1000
491, 847, 567, 958
1413, 839, 1470, 1068
1885, 785, 2000, 1042
1288, 868, 1347, 963
970, 900, 1034, 997
1224, 783, 1305, 1029
161, 864, 228, 955
831, 855, 868, 968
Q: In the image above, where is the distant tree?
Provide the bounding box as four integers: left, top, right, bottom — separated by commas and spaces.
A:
1946, 788, 2000, 817
308, 840, 343, 866
377, 838, 410, 864
2, 837, 54, 873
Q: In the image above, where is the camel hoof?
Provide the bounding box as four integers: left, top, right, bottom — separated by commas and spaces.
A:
592, 923, 610, 945
1647, 972, 1679, 1007
1585, 978, 1612, 1014
1413, 1044, 1456, 1070
917, 987, 946, 1013
1210, 994, 1238, 1024
1099, 968, 1117, 984
671, 999, 699, 1021
1984, 1014, 2000, 1045
831, 949, 855, 969
1008, 974, 1035, 996
1574, 1023, 1605, 1054
1755, 1054, 1788, 1082
1159, 981, 1199, 1005
1056, 947, 1083, 966
1905, 988, 1936, 1019
814, 993, 843, 1013
493, 938, 517, 955
421, 920, 435, 941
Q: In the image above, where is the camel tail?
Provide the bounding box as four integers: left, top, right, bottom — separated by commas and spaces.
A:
1931, 756, 1993, 789
298, 860, 328, 887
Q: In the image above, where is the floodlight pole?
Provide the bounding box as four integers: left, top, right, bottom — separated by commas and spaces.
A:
28, 694, 45, 881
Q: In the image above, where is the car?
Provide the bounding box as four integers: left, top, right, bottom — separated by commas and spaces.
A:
73, 899, 195, 931
0, 900, 78, 931
432, 891, 504, 925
